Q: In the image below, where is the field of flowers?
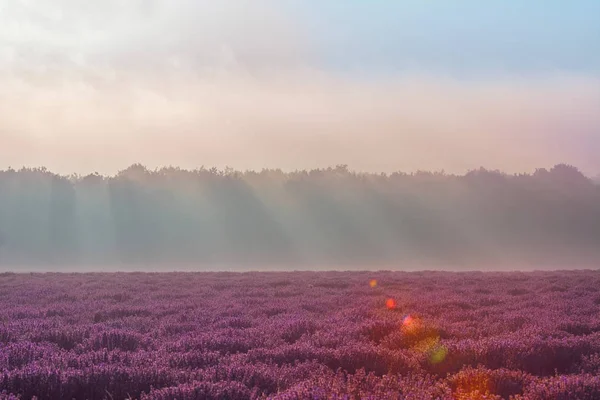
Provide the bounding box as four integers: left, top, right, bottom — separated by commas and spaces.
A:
1, 270, 600, 399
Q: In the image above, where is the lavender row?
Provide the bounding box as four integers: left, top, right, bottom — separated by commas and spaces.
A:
1, 270, 600, 399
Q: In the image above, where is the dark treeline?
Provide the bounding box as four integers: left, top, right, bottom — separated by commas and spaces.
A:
0, 163, 599, 268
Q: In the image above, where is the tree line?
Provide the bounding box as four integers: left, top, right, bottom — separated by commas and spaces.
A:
0, 163, 598, 268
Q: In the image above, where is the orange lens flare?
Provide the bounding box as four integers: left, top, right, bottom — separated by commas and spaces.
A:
369, 279, 377, 288
401, 315, 421, 331
386, 298, 396, 309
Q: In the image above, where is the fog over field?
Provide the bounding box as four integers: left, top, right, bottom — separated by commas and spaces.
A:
0, 164, 599, 272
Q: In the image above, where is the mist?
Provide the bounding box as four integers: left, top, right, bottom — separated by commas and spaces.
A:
0, 164, 598, 272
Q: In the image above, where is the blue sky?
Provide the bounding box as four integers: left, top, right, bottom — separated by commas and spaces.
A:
286, 0, 600, 76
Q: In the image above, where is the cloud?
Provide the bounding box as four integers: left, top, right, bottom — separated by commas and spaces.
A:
0, 1, 309, 72
0, 1, 599, 175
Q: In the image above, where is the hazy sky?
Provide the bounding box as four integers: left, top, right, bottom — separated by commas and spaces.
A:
1, 1, 599, 175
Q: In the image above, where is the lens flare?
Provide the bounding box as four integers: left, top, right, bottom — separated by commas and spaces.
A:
429, 344, 448, 364
369, 279, 377, 288
386, 298, 396, 309
401, 314, 422, 333
400, 314, 448, 365
414, 336, 439, 354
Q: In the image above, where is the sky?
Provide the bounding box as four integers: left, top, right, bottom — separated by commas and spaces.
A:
0, 0, 599, 175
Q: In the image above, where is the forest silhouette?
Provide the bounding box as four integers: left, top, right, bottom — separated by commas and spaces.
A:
0, 163, 598, 269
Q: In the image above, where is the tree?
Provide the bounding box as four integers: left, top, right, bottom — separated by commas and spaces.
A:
549, 164, 590, 186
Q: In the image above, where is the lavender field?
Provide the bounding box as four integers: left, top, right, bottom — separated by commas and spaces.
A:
1, 271, 600, 400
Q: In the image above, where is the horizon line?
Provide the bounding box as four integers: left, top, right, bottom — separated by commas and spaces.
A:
1, 162, 597, 180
